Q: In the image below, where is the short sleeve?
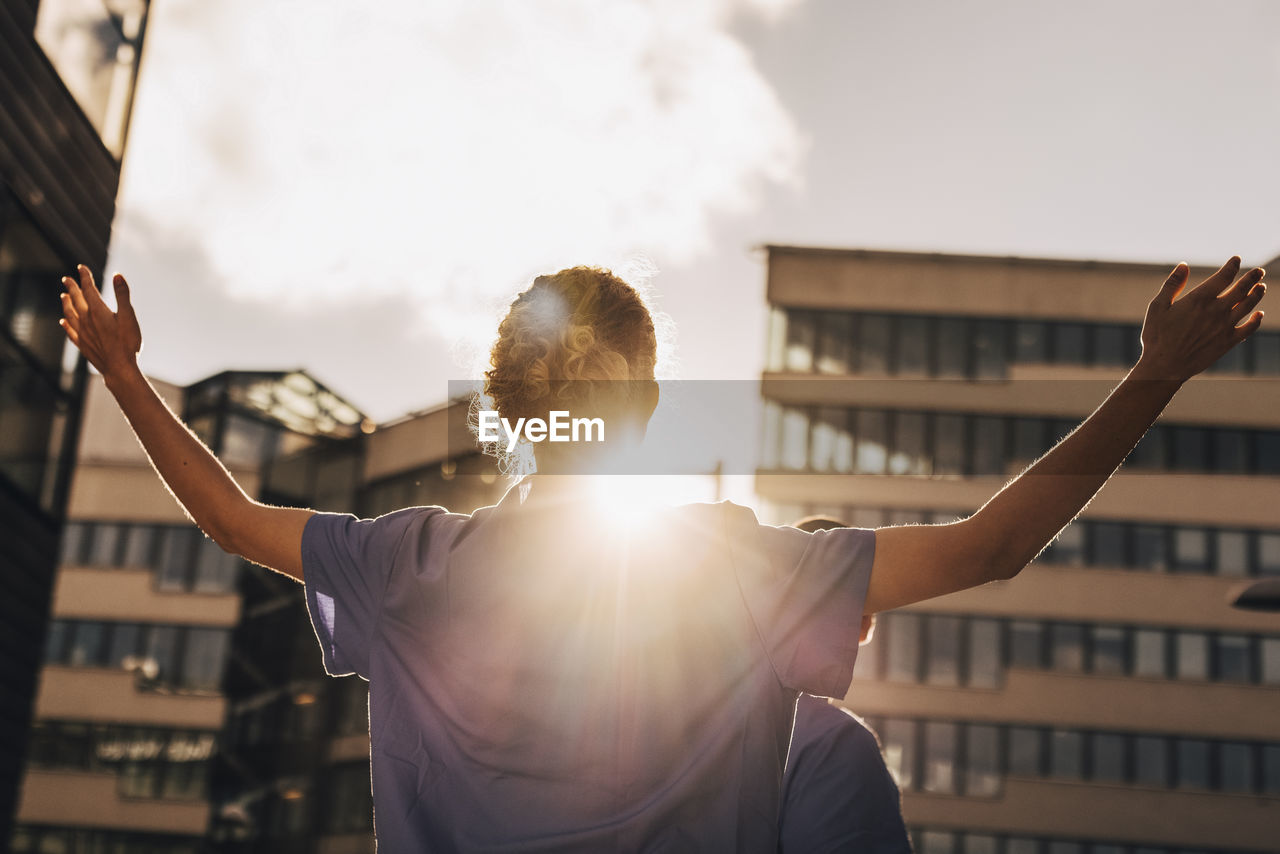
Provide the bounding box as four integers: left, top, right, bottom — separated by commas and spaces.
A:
302, 507, 439, 679
723, 505, 875, 699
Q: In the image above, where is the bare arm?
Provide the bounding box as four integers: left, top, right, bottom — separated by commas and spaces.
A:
60, 265, 311, 581
865, 257, 1266, 614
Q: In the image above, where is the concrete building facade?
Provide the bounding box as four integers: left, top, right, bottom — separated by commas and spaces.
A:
757, 245, 1280, 853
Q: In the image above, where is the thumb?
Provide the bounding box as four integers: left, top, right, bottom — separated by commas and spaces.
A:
113, 273, 134, 313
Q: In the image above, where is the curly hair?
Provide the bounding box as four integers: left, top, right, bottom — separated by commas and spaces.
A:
483, 266, 658, 428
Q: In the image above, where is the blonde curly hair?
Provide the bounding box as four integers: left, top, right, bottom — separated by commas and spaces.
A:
483, 266, 657, 430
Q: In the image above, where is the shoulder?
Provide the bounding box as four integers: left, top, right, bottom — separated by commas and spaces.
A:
792, 696, 883, 759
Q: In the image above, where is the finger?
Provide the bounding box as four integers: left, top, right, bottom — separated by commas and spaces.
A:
113, 273, 136, 319
1232, 309, 1264, 342
1217, 267, 1264, 303
1156, 263, 1190, 305
60, 291, 80, 325
59, 318, 81, 348
1190, 256, 1242, 300
63, 274, 89, 316
1228, 282, 1266, 324
78, 263, 109, 311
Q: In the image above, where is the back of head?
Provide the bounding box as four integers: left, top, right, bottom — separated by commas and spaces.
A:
484, 266, 658, 430
791, 516, 848, 534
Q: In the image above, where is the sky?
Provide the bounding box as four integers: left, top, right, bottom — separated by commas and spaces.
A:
106, 0, 1280, 423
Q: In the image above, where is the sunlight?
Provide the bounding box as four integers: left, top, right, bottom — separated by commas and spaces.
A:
587, 474, 719, 532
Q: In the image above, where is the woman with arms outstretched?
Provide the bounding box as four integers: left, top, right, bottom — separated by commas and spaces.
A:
60, 258, 1264, 851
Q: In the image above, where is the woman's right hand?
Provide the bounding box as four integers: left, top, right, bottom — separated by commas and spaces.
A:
60, 264, 143, 383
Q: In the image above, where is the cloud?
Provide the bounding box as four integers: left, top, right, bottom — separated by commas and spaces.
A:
114, 0, 806, 342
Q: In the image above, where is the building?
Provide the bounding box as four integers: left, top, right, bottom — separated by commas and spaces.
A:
1, 0, 150, 842
13, 372, 502, 853
757, 245, 1280, 853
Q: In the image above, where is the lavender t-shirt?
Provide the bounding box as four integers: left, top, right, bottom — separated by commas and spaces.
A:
303, 483, 875, 853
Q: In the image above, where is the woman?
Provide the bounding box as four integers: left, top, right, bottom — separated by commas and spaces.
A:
59, 259, 1264, 851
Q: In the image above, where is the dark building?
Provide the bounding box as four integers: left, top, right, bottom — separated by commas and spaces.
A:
0, 0, 149, 842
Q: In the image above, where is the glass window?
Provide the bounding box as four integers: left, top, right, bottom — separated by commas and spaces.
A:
936, 317, 968, 377
1260, 431, 1280, 475
1134, 735, 1168, 787
1011, 417, 1045, 469
923, 721, 957, 793
894, 316, 930, 376
180, 628, 228, 691
1052, 322, 1087, 364
1044, 522, 1084, 566
1009, 620, 1043, 669
1171, 528, 1209, 573
86, 523, 122, 565
1133, 525, 1168, 571
1006, 840, 1038, 854
810, 408, 843, 473
1258, 532, 1280, 575
1219, 742, 1254, 793
1093, 325, 1129, 367
760, 402, 781, 470
766, 307, 787, 372
1214, 634, 1252, 683
885, 613, 921, 682
1261, 638, 1280, 685
963, 836, 998, 854
221, 414, 279, 468
121, 523, 158, 569
967, 619, 1001, 688
1050, 624, 1085, 672
1133, 629, 1167, 678
67, 621, 106, 667
145, 625, 181, 684
881, 719, 916, 790
1213, 429, 1249, 473
1253, 331, 1280, 373
888, 412, 928, 475
1008, 727, 1042, 776
973, 319, 1006, 379
1170, 427, 1208, 471
933, 413, 965, 476
1014, 320, 1048, 363
1176, 739, 1210, 790
1176, 632, 1209, 681
1215, 530, 1249, 576
1090, 521, 1126, 567
119, 760, 161, 798
925, 615, 961, 686
854, 410, 888, 474
920, 831, 955, 854
1048, 844, 1084, 854
193, 538, 239, 593
971, 416, 1005, 475
780, 408, 809, 471
1091, 732, 1125, 782
965, 724, 1000, 796
784, 310, 816, 371
157, 527, 195, 591
43, 620, 69, 663
107, 623, 141, 668
815, 313, 851, 375
1050, 729, 1084, 779
1090, 626, 1126, 675
855, 314, 891, 375
1263, 744, 1280, 794
1129, 425, 1167, 469
59, 522, 89, 565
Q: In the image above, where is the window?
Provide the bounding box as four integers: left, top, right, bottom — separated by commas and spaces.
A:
1219, 742, 1254, 793
59, 522, 89, 565
971, 416, 1005, 475
1215, 530, 1249, 576
1091, 733, 1125, 782
1129, 425, 1167, 469
87, 523, 123, 565
1009, 621, 1043, 669
936, 318, 968, 377
1176, 632, 1209, 681
1049, 729, 1084, 779
107, 623, 141, 668
965, 724, 1000, 796
145, 625, 181, 683
1259, 533, 1280, 575
780, 408, 809, 470
854, 410, 889, 474
1133, 630, 1166, 678
157, 527, 196, 591
967, 619, 1001, 688
920, 831, 956, 854
1213, 429, 1249, 473
923, 721, 958, 793
1261, 638, 1280, 685
1171, 528, 1209, 573
67, 621, 106, 667
1052, 322, 1087, 364
1090, 626, 1125, 675
1176, 739, 1210, 790
1132, 525, 1168, 571
1214, 635, 1251, 683
1011, 418, 1045, 469
1171, 427, 1208, 471
766, 307, 787, 372
933, 414, 965, 475
973, 319, 1006, 379
925, 616, 962, 686
889, 412, 928, 475
1044, 522, 1084, 566
881, 719, 916, 789
1091, 522, 1126, 567
855, 314, 891, 374
885, 613, 921, 682
122, 523, 158, 569
1014, 320, 1048, 363
1093, 325, 1129, 367
815, 313, 851, 374
1263, 744, 1280, 794
193, 537, 240, 593
963, 836, 998, 854
1254, 331, 1280, 373
1134, 736, 1168, 786
180, 628, 228, 691
1007, 727, 1041, 776
1050, 624, 1085, 672
895, 316, 930, 375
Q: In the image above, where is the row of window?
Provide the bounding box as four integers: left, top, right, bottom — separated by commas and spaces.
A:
854, 612, 1280, 688
43, 620, 230, 693
908, 827, 1260, 854
25, 721, 214, 802
58, 520, 241, 594
767, 307, 1280, 377
9, 826, 201, 854
774, 503, 1280, 579
864, 715, 1280, 799
761, 403, 1280, 476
